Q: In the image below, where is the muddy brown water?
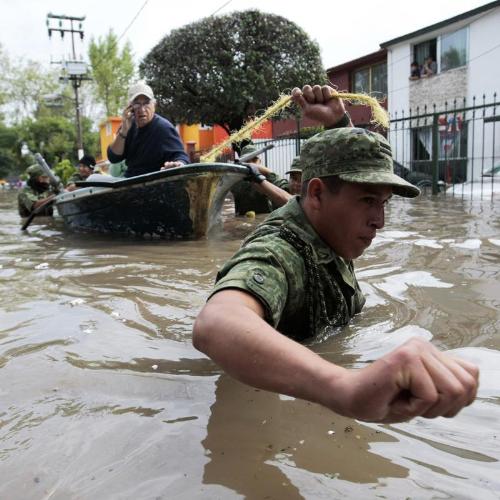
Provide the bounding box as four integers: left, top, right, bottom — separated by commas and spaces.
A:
1, 189, 500, 500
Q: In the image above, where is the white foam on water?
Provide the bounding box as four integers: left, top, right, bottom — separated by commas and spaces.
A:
380, 230, 418, 239
441, 239, 456, 243
34, 262, 49, 270
357, 266, 401, 279
450, 239, 482, 250
69, 298, 85, 306
414, 239, 444, 249
370, 236, 395, 247
348, 323, 433, 362
359, 282, 388, 307
488, 239, 500, 247
374, 271, 453, 300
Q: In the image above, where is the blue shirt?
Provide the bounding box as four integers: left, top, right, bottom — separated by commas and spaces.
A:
107, 114, 190, 178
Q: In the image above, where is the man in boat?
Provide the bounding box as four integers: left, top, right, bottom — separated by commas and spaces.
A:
18, 164, 56, 217
232, 144, 290, 215
107, 81, 189, 178
66, 154, 96, 192
193, 84, 479, 424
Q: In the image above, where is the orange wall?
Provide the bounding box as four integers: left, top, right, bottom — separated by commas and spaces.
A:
99, 117, 123, 161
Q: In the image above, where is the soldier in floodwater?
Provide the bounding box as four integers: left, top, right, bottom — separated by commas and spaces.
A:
232, 144, 294, 214
193, 84, 479, 424
17, 164, 56, 217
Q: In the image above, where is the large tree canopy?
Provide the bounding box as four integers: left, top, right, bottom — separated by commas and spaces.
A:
140, 10, 326, 133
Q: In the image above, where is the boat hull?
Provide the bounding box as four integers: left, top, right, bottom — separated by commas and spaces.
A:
55, 163, 248, 238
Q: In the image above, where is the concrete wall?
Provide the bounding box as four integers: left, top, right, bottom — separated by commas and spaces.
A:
468, 7, 500, 102
387, 44, 411, 120
387, 44, 412, 167
467, 7, 500, 180
409, 67, 467, 111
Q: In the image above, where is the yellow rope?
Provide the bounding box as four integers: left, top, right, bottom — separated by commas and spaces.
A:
200, 91, 389, 163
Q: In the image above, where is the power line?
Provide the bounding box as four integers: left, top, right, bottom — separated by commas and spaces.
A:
209, 0, 234, 17
117, 0, 150, 42
88, 0, 150, 77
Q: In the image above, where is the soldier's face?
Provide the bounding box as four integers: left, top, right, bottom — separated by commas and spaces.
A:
36, 175, 50, 188
315, 181, 392, 260
289, 172, 302, 195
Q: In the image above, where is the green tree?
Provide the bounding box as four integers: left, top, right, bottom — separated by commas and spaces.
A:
0, 44, 11, 119
81, 116, 100, 159
0, 124, 19, 178
53, 159, 76, 184
20, 116, 76, 166
6, 59, 60, 124
89, 30, 135, 117
140, 10, 326, 134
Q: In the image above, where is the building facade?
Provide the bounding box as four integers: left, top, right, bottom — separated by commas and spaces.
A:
382, 1, 500, 181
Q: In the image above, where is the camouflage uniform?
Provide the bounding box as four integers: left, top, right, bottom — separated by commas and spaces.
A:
66, 172, 86, 186
267, 171, 290, 192
211, 128, 419, 341
232, 144, 286, 215
211, 197, 365, 341
17, 165, 55, 217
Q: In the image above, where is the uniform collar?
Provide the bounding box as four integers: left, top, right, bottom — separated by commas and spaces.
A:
280, 198, 355, 284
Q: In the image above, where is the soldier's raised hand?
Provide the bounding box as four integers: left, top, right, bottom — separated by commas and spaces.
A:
291, 84, 352, 128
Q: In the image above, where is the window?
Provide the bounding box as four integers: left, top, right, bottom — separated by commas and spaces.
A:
352, 62, 387, 96
410, 114, 468, 182
411, 114, 466, 161
411, 26, 468, 76
441, 27, 468, 71
413, 39, 437, 69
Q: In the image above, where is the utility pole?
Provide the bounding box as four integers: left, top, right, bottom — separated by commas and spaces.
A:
46, 13, 91, 159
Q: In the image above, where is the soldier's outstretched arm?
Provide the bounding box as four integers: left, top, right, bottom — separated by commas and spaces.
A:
254, 180, 292, 208
193, 290, 479, 423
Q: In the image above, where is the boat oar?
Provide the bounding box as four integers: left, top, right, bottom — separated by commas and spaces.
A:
21, 195, 57, 231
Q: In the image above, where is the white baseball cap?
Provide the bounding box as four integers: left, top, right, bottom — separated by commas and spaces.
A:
128, 80, 154, 103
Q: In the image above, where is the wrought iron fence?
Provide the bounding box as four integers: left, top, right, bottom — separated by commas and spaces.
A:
205, 94, 499, 198
390, 94, 499, 198
253, 137, 302, 178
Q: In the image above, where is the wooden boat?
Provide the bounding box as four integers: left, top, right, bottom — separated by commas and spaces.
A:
54, 163, 248, 238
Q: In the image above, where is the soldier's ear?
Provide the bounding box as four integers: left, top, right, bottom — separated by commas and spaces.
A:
306, 178, 324, 209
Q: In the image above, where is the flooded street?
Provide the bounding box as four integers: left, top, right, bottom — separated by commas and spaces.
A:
1, 189, 500, 499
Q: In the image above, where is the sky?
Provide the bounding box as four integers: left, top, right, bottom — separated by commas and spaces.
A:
1, 0, 492, 71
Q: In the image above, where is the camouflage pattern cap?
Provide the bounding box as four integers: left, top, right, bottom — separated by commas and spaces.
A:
300, 128, 420, 198
286, 156, 302, 175
240, 144, 260, 159
26, 164, 45, 178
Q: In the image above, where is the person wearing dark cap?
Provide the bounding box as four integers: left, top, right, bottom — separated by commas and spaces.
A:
193, 84, 478, 424
285, 156, 303, 195
18, 164, 56, 217
232, 144, 291, 215
107, 81, 189, 178
66, 155, 96, 192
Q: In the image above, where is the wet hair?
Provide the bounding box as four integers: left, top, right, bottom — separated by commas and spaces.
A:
301, 175, 344, 197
